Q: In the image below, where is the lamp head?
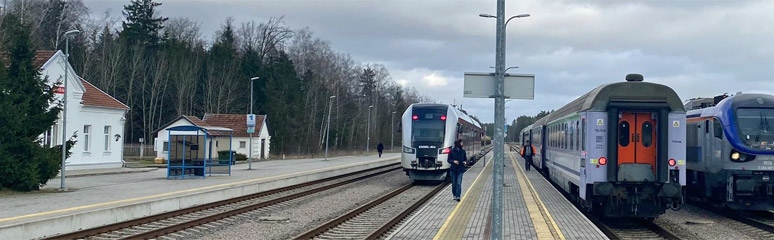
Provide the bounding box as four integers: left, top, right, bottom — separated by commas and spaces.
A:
64, 29, 80, 36
515, 14, 531, 18
479, 14, 496, 18
250, 77, 260, 81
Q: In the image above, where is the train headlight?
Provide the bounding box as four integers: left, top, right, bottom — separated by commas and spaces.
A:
403, 146, 415, 154
731, 152, 741, 161
668, 158, 676, 167
599, 157, 607, 165
730, 149, 756, 162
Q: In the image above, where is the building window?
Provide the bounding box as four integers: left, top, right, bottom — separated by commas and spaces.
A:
104, 126, 112, 152
163, 141, 169, 152
84, 125, 91, 152
53, 124, 59, 146
240, 141, 246, 148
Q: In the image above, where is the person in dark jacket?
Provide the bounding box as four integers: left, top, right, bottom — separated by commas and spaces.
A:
377, 143, 384, 158
447, 139, 467, 201
521, 140, 535, 171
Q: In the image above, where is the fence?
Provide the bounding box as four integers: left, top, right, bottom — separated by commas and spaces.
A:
124, 143, 156, 157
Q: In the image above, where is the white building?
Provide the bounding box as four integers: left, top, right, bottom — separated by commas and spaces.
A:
36, 51, 130, 170
154, 114, 270, 160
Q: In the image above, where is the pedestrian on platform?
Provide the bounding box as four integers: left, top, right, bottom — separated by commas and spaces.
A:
377, 143, 384, 158
448, 139, 467, 202
521, 140, 535, 171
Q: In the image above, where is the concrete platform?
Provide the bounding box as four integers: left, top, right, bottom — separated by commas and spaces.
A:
387, 147, 605, 240
0, 153, 399, 239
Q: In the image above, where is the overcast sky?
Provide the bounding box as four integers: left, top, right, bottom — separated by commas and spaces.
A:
84, 0, 774, 123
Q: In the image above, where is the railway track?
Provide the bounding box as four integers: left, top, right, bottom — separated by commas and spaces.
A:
293, 181, 448, 240
693, 204, 774, 238
593, 218, 680, 240
47, 163, 401, 240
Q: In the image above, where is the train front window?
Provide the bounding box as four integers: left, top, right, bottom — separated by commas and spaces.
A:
736, 108, 774, 151
412, 110, 446, 143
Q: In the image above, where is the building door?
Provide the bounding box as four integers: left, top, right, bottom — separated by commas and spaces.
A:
618, 112, 658, 173
261, 139, 266, 159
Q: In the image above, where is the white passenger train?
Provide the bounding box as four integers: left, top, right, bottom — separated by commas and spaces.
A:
400, 103, 483, 181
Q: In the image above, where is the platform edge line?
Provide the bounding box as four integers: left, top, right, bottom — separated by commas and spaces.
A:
433, 155, 492, 240
509, 152, 566, 240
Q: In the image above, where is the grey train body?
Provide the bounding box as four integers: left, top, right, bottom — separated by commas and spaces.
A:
685, 94, 774, 211
401, 103, 483, 181
520, 75, 687, 218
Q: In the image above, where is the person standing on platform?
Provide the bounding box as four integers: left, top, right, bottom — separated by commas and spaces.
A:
521, 140, 535, 171
377, 143, 384, 158
448, 139, 467, 201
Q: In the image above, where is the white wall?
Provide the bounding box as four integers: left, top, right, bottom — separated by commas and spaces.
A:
40, 51, 127, 170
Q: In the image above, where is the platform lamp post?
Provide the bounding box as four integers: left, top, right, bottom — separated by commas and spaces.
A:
480, 5, 530, 239
324, 95, 336, 161
366, 105, 373, 153
60, 29, 80, 191
249, 76, 260, 170
391, 111, 396, 152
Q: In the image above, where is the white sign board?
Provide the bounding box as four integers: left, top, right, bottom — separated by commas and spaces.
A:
246, 114, 256, 127
463, 72, 535, 99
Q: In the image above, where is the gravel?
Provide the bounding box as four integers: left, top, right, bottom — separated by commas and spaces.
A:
190, 170, 412, 240
655, 205, 766, 240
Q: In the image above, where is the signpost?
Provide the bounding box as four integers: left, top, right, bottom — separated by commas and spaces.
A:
463, 72, 534, 99
246, 114, 256, 170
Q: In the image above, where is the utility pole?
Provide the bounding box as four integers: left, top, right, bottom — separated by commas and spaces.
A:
61, 29, 80, 191
366, 105, 373, 153
391, 111, 396, 152
249, 77, 259, 170
492, 0, 506, 238
325, 96, 336, 161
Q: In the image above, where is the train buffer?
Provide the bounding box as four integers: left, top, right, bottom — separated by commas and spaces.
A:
387, 150, 606, 240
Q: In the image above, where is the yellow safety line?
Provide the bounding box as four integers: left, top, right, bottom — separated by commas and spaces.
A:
0, 157, 399, 224
433, 155, 493, 240
509, 152, 566, 240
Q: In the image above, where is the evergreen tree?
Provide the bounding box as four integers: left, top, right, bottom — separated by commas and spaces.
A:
0, 14, 72, 191
120, 0, 167, 47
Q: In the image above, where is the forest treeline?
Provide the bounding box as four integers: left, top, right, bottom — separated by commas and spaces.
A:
0, 0, 429, 155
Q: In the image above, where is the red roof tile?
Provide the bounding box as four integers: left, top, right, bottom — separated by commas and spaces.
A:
183, 115, 210, 127
203, 114, 265, 137
79, 78, 129, 110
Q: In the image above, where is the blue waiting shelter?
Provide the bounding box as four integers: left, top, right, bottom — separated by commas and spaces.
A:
166, 125, 234, 179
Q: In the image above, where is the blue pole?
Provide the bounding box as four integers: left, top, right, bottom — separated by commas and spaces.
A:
229, 133, 233, 176
182, 134, 186, 178
204, 132, 208, 178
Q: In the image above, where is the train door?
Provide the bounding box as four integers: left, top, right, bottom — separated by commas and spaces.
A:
617, 112, 658, 173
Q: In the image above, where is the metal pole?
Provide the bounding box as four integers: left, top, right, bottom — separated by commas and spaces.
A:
60, 35, 69, 191
325, 96, 335, 161
391, 111, 395, 152
492, 0, 506, 238
367, 105, 373, 153
249, 78, 253, 170
60, 29, 79, 190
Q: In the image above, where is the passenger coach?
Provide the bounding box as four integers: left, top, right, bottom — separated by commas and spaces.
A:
521, 74, 686, 218
400, 104, 482, 181
685, 93, 774, 211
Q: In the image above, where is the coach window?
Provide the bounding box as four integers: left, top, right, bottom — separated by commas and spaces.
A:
570, 123, 574, 150
713, 119, 723, 139
581, 118, 586, 151
576, 121, 580, 151
705, 120, 710, 134
564, 123, 568, 149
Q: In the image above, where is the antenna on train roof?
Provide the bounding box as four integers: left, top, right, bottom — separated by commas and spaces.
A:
625, 73, 644, 82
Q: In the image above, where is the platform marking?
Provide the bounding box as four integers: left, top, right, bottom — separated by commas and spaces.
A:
433, 155, 492, 240
0, 157, 399, 224
509, 152, 566, 240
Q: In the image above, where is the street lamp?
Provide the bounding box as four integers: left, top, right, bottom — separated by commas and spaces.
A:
249, 76, 260, 170
325, 95, 336, 161
391, 111, 396, 152
60, 29, 80, 191
480, 6, 530, 239
366, 105, 373, 153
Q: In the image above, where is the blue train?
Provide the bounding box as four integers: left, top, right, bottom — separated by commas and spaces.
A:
685, 93, 774, 211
